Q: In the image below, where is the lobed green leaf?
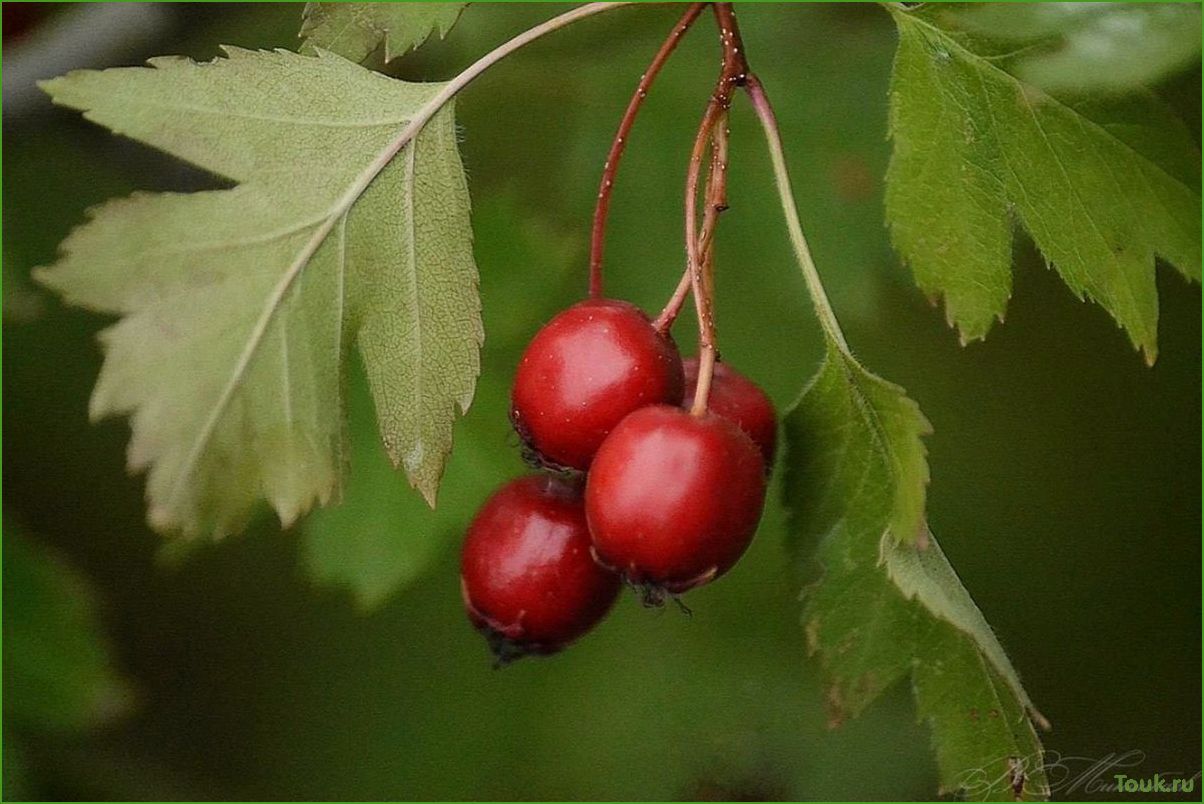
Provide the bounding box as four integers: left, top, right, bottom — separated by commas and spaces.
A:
37, 48, 482, 538
784, 339, 1048, 800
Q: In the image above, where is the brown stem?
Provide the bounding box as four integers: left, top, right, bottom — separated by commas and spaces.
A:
588, 2, 706, 298
700, 119, 728, 314
673, 2, 749, 414
652, 114, 729, 335
683, 103, 724, 415
688, 116, 731, 414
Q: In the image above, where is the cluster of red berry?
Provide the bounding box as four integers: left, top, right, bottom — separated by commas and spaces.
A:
460, 297, 775, 663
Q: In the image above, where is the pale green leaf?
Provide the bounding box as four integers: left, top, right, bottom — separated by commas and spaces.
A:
885, 4, 1201, 361
300, 2, 467, 63
784, 339, 1048, 801
950, 3, 1202, 94
36, 48, 482, 538
3, 528, 133, 732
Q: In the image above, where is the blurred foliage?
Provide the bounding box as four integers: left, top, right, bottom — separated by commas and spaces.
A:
3, 523, 133, 800
300, 1, 467, 63
2, 3, 1200, 800
3, 525, 132, 731
953, 3, 1202, 94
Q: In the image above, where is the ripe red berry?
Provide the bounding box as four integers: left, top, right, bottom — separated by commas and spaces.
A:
682, 358, 777, 466
460, 475, 620, 661
585, 404, 767, 595
511, 298, 684, 471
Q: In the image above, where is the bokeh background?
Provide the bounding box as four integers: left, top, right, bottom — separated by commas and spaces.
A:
3, 3, 1199, 800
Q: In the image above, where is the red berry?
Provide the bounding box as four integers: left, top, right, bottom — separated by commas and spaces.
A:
511, 298, 684, 471
460, 475, 620, 661
682, 358, 777, 466
585, 405, 767, 595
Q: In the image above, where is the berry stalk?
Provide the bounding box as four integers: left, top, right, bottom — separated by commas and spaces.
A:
679, 3, 750, 415
588, 2, 706, 298
742, 74, 850, 352
683, 107, 729, 416
652, 117, 728, 337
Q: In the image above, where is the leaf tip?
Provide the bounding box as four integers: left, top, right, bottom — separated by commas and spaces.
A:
29, 264, 54, 292
146, 504, 176, 536
35, 77, 59, 98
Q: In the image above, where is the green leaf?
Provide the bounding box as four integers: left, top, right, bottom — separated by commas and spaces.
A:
35, 48, 481, 538
3, 529, 133, 732
300, 2, 467, 63
791, 342, 931, 547
784, 340, 1048, 801
950, 3, 1202, 94
885, 3, 1201, 362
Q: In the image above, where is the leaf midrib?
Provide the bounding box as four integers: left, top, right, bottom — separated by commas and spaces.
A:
85, 90, 413, 130
162, 114, 433, 516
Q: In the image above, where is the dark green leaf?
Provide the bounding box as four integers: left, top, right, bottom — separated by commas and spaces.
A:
784, 340, 1048, 801
885, 3, 1201, 361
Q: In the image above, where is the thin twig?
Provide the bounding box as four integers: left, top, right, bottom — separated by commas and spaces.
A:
652, 111, 729, 335
683, 2, 750, 415
683, 102, 723, 415
588, 2, 706, 298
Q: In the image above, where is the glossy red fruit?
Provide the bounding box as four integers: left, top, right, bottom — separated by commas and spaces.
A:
461, 475, 620, 661
585, 405, 767, 595
511, 298, 684, 471
683, 358, 777, 466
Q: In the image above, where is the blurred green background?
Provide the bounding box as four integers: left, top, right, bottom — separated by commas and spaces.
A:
3, 3, 1199, 800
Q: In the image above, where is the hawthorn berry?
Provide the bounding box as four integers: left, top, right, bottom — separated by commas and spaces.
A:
460, 475, 620, 661
510, 298, 684, 471
682, 358, 777, 467
585, 404, 767, 596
